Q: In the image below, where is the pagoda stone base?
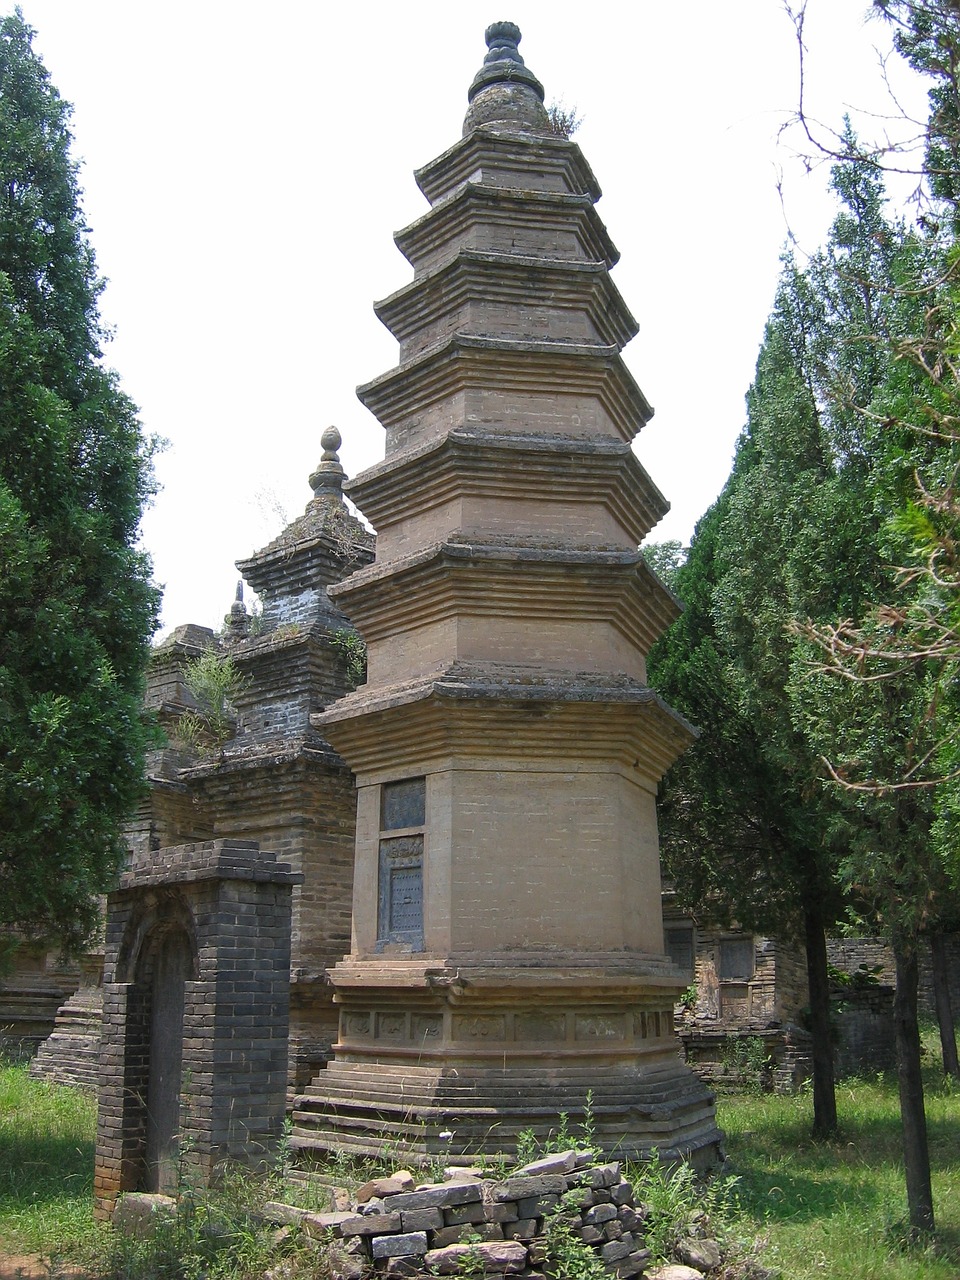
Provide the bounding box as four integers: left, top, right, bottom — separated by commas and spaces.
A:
291, 958, 722, 1169
31, 980, 103, 1091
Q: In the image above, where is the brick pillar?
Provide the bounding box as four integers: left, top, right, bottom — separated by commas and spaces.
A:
94, 983, 150, 1215
94, 840, 301, 1218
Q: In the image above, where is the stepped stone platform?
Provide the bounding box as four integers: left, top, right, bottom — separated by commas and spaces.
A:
30, 982, 102, 1091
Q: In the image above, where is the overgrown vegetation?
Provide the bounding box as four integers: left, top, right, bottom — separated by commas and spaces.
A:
3, 1041, 958, 1279
328, 629, 367, 689
718, 1048, 960, 1280
0, 1061, 100, 1260
173, 649, 247, 760
546, 98, 582, 138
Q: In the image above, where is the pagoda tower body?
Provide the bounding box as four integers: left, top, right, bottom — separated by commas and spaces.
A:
293, 23, 720, 1165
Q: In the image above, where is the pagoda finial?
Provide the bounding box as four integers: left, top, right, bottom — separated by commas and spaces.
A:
464, 21, 550, 137
224, 579, 249, 642
308, 426, 346, 505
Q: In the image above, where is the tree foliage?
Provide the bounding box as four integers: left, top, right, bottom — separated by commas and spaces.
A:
650, 135, 956, 1168
0, 11, 159, 953
652, 4, 960, 1226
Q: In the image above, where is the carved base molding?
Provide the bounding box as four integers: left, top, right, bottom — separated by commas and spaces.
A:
291, 958, 722, 1167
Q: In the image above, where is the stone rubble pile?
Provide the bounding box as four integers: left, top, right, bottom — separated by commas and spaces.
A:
263, 1149, 724, 1279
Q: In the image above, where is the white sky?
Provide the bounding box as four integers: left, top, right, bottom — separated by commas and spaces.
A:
15, 1, 929, 635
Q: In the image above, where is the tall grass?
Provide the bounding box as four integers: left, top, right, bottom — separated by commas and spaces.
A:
0, 1060, 100, 1257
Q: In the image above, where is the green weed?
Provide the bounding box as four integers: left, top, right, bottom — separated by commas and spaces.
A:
629, 1148, 740, 1263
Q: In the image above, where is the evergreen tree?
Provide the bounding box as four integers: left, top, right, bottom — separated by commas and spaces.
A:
651, 270, 850, 1139
0, 10, 159, 953
653, 137, 951, 1228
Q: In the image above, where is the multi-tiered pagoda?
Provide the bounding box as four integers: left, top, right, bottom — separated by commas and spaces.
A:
293, 22, 720, 1166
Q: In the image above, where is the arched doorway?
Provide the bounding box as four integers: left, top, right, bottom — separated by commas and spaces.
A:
141, 926, 193, 1193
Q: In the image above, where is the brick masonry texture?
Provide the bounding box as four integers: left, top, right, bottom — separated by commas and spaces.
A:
93, 840, 300, 1217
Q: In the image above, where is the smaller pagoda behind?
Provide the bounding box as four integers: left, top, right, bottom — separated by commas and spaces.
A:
293, 23, 720, 1165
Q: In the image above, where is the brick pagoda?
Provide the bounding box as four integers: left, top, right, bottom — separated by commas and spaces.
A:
293, 22, 720, 1165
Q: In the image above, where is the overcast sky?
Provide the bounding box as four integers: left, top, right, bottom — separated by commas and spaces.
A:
15, 1, 929, 635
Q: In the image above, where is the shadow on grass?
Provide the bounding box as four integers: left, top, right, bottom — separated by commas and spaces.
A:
725, 1154, 888, 1225
0, 1130, 93, 1208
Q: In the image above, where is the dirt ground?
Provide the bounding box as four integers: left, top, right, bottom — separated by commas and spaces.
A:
0, 1256, 92, 1279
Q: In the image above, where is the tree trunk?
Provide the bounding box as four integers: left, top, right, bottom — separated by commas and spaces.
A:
804, 898, 838, 1138
929, 929, 960, 1079
893, 929, 935, 1233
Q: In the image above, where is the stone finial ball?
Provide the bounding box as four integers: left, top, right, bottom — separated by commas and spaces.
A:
321, 425, 342, 458
485, 20, 522, 49
483, 21, 522, 61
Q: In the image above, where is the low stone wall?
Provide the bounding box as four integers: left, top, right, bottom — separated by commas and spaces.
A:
833, 984, 896, 1078
263, 1150, 722, 1278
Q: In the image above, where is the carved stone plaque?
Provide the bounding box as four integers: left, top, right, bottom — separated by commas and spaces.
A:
342, 1012, 371, 1037
575, 1014, 625, 1041
516, 1012, 566, 1042
376, 1012, 408, 1040
411, 1014, 442, 1042
453, 1014, 506, 1041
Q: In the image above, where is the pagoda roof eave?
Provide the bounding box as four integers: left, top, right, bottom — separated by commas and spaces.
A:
327, 540, 682, 652
395, 183, 620, 273
356, 334, 654, 440
414, 127, 603, 205
344, 429, 669, 545
373, 249, 638, 352
313, 662, 696, 781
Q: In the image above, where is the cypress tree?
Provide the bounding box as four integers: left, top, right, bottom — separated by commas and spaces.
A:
0, 10, 159, 953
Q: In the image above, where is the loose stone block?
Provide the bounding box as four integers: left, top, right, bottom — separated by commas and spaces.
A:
444, 1201, 487, 1225
590, 1162, 621, 1188
339, 1212, 402, 1236
112, 1193, 176, 1238
491, 1175, 567, 1202
356, 1174, 414, 1202
400, 1207, 444, 1231
262, 1202, 307, 1226
383, 1259, 422, 1278
475, 1223, 506, 1242
424, 1240, 528, 1275
612, 1182, 635, 1206
484, 1202, 520, 1223
387, 1182, 482, 1212
618, 1205, 642, 1231
301, 1209, 358, 1241
515, 1150, 577, 1176
371, 1231, 429, 1259
431, 1225, 471, 1248
601, 1237, 636, 1263
677, 1237, 722, 1270
583, 1203, 617, 1225
517, 1192, 557, 1218
504, 1218, 538, 1240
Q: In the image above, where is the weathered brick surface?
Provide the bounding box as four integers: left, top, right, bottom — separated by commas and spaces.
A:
93, 840, 298, 1218
260, 1156, 689, 1278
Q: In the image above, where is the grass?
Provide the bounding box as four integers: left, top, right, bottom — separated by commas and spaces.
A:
1, 1033, 958, 1279
0, 1059, 101, 1260
717, 1035, 960, 1280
